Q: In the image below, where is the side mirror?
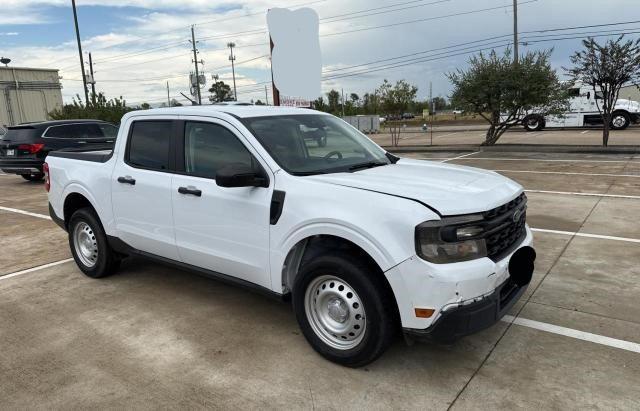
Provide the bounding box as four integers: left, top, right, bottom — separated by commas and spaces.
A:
216, 164, 268, 188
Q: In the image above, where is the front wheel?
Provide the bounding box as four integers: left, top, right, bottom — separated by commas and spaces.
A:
523, 115, 544, 132
292, 253, 396, 367
611, 112, 630, 130
68, 208, 120, 278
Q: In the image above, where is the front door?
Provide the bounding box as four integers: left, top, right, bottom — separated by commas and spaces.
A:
111, 119, 180, 261
171, 119, 273, 289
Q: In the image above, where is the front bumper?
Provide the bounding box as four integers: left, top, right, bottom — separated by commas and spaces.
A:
384, 226, 534, 334
0, 158, 43, 175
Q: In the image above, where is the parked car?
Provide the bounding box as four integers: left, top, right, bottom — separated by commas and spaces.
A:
401, 112, 415, 119
0, 120, 117, 181
46, 106, 536, 367
452, 109, 465, 115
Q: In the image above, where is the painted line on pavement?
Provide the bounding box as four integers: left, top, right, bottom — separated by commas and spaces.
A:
452, 157, 634, 163
1, 258, 74, 281
441, 151, 480, 163
531, 227, 640, 243
525, 189, 640, 200
494, 169, 640, 178
502, 315, 640, 354
434, 132, 459, 139
0, 206, 51, 220
581, 130, 590, 134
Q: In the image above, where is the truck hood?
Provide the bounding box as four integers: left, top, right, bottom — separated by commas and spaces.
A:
307, 158, 523, 215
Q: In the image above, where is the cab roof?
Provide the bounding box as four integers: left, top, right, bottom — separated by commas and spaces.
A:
127, 105, 321, 119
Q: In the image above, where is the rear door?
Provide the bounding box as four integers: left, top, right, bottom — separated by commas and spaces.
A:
111, 119, 180, 260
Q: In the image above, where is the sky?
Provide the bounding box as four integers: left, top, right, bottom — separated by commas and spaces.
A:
2, 0, 639, 106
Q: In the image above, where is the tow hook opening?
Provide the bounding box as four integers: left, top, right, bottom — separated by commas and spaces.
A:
508, 246, 536, 287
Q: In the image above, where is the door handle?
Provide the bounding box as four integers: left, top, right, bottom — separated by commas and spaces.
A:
117, 176, 136, 185
178, 186, 202, 197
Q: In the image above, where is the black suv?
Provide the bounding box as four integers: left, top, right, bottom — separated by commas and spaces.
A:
0, 120, 117, 181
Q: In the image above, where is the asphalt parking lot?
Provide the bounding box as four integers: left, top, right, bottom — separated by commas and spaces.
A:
1, 148, 639, 409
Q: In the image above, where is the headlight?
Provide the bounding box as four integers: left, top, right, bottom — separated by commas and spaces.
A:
415, 215, 488, 263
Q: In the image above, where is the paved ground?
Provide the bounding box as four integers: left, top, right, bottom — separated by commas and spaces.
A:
1, 146, 639, 409
371, 125, 640, 147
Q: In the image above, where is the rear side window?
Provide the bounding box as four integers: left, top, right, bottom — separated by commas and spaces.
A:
127, 121, 172, 171
45, 123, 106, 139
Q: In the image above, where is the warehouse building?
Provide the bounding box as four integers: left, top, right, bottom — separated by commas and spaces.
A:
0, 66, 63, 127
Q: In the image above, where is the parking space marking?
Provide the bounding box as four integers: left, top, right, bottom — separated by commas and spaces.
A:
502, 315, 640, 354
0, 206, 51, 220
453, 157, 634, 163
441, 151, 480, 163
531, 228, 640, 243
581, 130, 590, 134
434, 132, 459, 140
525, 189, 640, 200
0, 258, 74, 281
493, 169, 640, 178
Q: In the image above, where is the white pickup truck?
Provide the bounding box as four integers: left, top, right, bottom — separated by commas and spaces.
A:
45, 106, 535, 367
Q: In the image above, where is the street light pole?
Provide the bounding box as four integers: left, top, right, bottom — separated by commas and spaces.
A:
71, 0, 89, 105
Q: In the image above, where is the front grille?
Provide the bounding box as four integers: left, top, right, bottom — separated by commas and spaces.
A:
483, 193, 527, 261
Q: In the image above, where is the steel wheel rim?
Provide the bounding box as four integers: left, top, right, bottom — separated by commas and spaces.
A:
613, 115, 626, 128
527, 119, 539, 129
304, 275, 366, 350
73, 222, 98, 268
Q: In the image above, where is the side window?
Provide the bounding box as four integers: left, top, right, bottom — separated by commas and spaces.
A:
567, 88, 580, 98
44, 125, 74, 138
184, 122, 254, 179
99, 124, 118, 138
73, 123, 103, 139
127, 121, 172, 170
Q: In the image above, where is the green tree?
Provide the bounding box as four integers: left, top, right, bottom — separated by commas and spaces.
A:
48, 92, 134, 124
361, 92, 380, 115
139, 102, 151, 110
567, 36, 640, 146
377, 79, 418, 146
170, 98, 183, 107
312, 96, 327, 112
209, 80, 233, 103
254, 99, 266, 106
326, 89, 341, 114
449, 49, 569, 145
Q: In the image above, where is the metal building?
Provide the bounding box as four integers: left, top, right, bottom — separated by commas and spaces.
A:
0, 67, 63, 127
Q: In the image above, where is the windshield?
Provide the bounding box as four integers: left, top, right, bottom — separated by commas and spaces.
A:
241, 114, 390, 175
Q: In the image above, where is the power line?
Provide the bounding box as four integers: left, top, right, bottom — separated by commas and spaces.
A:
321, 0, 451, 23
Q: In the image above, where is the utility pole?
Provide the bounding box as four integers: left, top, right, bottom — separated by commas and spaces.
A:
265, 84, 269, 105
513, 0, 519, 63
341, 88, 345, 117
228, 42, 237, 101
88, 52, 96, 105
71, 0, 89, 105
167, 81, 170, 107
190, 25, 202, 105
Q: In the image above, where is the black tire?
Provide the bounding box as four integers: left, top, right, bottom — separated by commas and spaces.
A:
611, 111, 630, 130
523, 115, 544, 132
68, 208, 120, 278
292, 252, 396, 367
21, 173, 44, 181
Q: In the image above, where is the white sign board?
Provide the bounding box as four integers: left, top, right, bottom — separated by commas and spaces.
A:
267, 7, 322, 101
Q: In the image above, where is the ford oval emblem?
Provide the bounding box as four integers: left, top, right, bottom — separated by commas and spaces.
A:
513, 208, 524, 223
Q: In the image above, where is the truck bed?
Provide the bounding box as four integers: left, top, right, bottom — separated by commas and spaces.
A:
47, 148, 114, 163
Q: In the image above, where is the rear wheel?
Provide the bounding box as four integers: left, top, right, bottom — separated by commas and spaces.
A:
68, 208, 120, 278
611, 112, 630, 130
292, 253, 396, 367
21, 173, 44, 181
523, 115, 544, 132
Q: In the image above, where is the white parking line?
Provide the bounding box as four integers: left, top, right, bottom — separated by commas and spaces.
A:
441, 151, 480, 163
494, 169, 640, 178
0, 258, 74, 281
581, 130, 590, 134
453, 157, 634, 163
0, 206, 51, 220
531, 228, 640, 243
434, 132, 459, 140
502, 315, 640, 354
525, 189, 640, 200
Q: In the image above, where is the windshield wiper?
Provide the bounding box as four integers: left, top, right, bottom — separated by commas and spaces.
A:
348, 161, 388, 172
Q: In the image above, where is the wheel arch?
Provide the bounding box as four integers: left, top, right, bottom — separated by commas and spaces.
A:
62, 190, 100, 229
279, 234, 401, 323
